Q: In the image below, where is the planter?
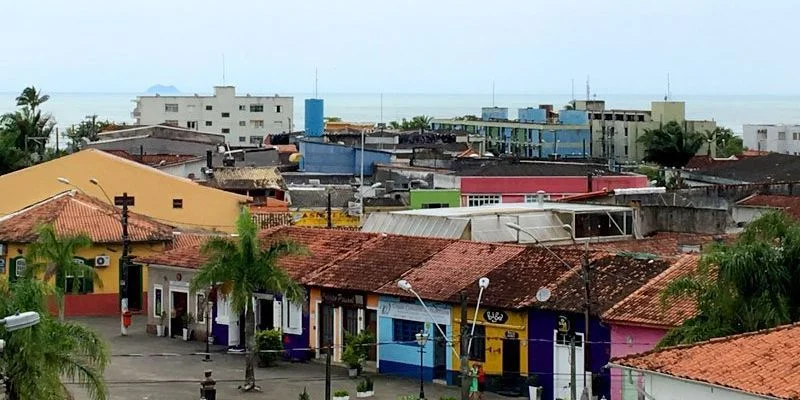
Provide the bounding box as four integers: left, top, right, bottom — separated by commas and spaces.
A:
156, 325, 164, 337
333, 396, 350, 400
182, 328, 190, 341
356, 390, 374, 398
348, 368, 359, 378
208, 336, 214, 345
529, 385, 542, 400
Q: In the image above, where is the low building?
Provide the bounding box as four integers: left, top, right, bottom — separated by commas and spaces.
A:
734, 194, 800, 225
201, 166, 286, 202
743, 124, 800, 155
0, 191, 174, 316
85, 124, 225, 155
682, 152, 800, 186
610, 323, 800, 400
298, 140, 394, 176
287, 186, 360, 228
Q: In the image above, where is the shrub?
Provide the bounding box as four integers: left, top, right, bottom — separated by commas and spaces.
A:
341, 344, 361, 369
357, 376, 373, 392
298, 387, 311, 400
255, 329, 283, 367
439, 397, 458, 400
333, 390, 349, 396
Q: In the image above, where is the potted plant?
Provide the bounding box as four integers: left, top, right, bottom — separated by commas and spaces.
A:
333, 390, 349, 400
341, 344, 362, 377
156, 311, 167, 337
181, 313, 195, 341
255, 329, 284, 367
356, 376, 374, 397
298, 387, 311, 400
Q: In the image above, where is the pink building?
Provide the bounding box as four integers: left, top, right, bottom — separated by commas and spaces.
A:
602, 255, 699, 400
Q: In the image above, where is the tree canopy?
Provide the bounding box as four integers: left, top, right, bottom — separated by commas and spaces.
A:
389, 115, 433, 130
638, 121, 704, 167
660, 212, 800, 347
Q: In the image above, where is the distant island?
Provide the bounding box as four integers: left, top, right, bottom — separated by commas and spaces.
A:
145, 84, 180, 94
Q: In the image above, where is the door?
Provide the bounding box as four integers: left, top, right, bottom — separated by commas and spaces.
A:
553, 331, 585, 400
319, 304, 334, 355
257, 298, 274, 331
502, 337, 520, 376
342, 307, 358, 338
365, 309, 378, 361
170, 291, 188, 338
433, 324, 447, 380
127, 264, 143, 311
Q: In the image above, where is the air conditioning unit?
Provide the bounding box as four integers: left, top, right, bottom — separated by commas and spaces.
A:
95, 256, 111, 268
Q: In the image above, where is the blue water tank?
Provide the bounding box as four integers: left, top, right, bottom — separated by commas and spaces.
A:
304, 99, 324, 137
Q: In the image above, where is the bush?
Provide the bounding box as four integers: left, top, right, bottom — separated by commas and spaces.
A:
343, 330, 373, 369
298, 387, 311, 400
333, 390, 349, 396
357, 376, 373, 392
439, 397, 458, 400
341, 344, 361, 369
255, 329, 283, 367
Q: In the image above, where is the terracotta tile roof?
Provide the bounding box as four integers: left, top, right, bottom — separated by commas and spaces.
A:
555, 189, 610, 203
0, 191, 174, 243
376, 241, 525, 301
167, 231, 222, 250
138, 243, 206, 269
737, 194, 800, 219
268, 144, 298, 154
559, 232, 734, 259
602, 254, 700, 328
611, 323, 800, 399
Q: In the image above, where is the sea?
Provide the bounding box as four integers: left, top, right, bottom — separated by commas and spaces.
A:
2, 92, 800, 142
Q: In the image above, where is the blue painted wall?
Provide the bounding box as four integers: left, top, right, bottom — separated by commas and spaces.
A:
304, 99, 324, 137
558, 110, 588, 125
528, 310, 611, 400
378, 296, 453, 381
538, 129, 590, 158
299, 140, 392, 176
481, 107, 509, 121
519, 108, 547, 123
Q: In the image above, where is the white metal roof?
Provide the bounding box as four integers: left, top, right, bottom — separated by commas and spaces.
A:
394, 202, 632, 216
361, 213, 469, 239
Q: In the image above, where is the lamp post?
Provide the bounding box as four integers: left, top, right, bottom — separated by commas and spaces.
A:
415, 331, 429, 400
0, 312, 40, 332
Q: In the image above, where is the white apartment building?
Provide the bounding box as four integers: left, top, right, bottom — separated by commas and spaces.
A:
132, 86, 293, 146
743, 124, 800, 155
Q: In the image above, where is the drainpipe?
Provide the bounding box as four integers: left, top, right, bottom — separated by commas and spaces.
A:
587, 173, 593, 192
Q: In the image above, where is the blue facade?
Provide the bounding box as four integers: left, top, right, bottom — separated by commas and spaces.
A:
481, 107, 509, 121
528, 310, 611, 400
304, 99, 324, 137
299, 140, 392, 176
377, 296, 453, 382
537, 128, 591, 158
558, 109, 588, 125
519, 108, 547, 123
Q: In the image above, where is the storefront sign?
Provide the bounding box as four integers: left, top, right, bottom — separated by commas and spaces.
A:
321, 290, 365, 307
557, 315, 571, 333
504, 330, 519, 339
483, 309, 509, 324
379, 301, 450, 325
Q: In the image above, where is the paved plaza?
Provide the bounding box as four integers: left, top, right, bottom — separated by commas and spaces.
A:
66, 316, 509, 400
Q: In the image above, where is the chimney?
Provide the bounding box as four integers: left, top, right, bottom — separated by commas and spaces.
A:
206, 150, 213, 169
537, 190, 546, 207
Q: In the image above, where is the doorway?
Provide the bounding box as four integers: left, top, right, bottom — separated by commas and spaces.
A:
170, 291, 188, 338
319, 304, 334, 355
365, 309, 378, 361
502, 336, 521, 376
553, 331, 585, 400
257, 298, 275, 331
433, 324, 447, 380
126, 264, 143, 311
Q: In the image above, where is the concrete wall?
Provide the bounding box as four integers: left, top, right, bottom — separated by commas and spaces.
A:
639, 206, 729, 235
559, 110, 589, 125
743, 124, 800, 154
642, 373, 761, 400
409, 189, 461, 209
87, 137, 218, 156
299, 141, 392, 176
460, 175, 648, 198
519, 108, 547, 123
609, 324, 668, 400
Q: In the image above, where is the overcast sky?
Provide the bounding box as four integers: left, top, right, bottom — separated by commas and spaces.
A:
2, 0, 797, 95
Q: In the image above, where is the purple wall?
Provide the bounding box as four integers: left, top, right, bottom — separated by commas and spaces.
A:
528, 310, 611, 400
608, 324, 667, 400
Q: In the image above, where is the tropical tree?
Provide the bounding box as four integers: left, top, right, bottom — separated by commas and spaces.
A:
638, 121, 704, 167
15, 86, 50, 113
0, 130, 30, 174
24, 224, 100, 321
190, 208, 305, 391
387, 115, 433, 131
702, 127, 739, 157
0, 278, 108, 400
660, 212, 800, 347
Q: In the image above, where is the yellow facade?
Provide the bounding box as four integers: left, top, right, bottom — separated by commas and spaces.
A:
292, 210, 359, 228
0, 149, 249, 232
452, 305, 528, 377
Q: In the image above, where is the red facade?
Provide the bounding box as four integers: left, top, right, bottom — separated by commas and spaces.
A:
460, 175, 649, 203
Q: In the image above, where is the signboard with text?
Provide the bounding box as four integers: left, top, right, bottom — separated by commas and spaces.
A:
483, 309, 509, 324
379, 301, 450, 325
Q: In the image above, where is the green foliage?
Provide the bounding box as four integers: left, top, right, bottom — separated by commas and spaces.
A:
333, 390, 349, 396
341, 343, 362, 369
298, 387, 311, 400
255, 329, 284, 367
64, 119, 121, 151
342, 330, 373, 369
638, 121, 704, 167
324, 116, 342, 122
0, 86, 58, 173
357, 376, 373, 392
439, 397, 458, 400
702, 126, 743, 158
0, 279, 109, 400
660, 211, 800, 347
180, 312, 195, 328
388, 115, 433, 130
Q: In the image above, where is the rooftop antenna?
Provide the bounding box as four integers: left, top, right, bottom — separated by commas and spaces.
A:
380, 92, 384, 125
222, 54, 226, 85
492, 80, 496, 107
314, 67, 318, 98
585, 75, 590, 101
666, 72, 671, 101
571, 78, 575, 102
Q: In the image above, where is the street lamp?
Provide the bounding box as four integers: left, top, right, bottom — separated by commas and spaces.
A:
466, 277, 490, 357
415, 331, 429, 400
0, 312, 40, 332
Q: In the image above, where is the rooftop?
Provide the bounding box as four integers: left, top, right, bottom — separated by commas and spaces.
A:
94, 124, 225, 145
736, 194, 800, 219
611, 323, 800, 399
394, 202, 632, 217
100, 150, 201, 167
453, 159, 618, 177
692, 152, 800, 183
202, 167, 285, 191
559, 232, 733, 259
0, 191, 174, 243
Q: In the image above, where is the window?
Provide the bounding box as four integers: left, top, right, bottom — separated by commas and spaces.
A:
239, 136, 246, 142
165, 104, 179, 112
392, 319, 424, 345
794, 132, 798, 140
275, 105, 282, 113
172, 199, 183, 209
592, 113, 601, 120
468, 325, 485, 361
637, 115, 645, 122
221, 128, 230, 134
164, 120, 179, 126
250, 104, 264, 112
421, 203, 450, 209
624, 127, 629, 136
251, 120, 265, 128
524, 194, 551, 203
186, 121, 197, 129
239, 105, 246, 111
604, 114, 612, 121
113, 196, 134, 206
239, 121, 247, 127
205, 121, 213, 127
615, 114, 624, 121
153, 285, 163, 317
626, 115, 635, 122
65, 258, 92, 294
221, 112, 230, 118
14, 258, 25, 278
196, 293, 206, 324
556, 331, 583, 347
249, 136, 263, 145
205, 105, 213, 111
625, 145, 629, 155
779, 131, 787, 140
282, 300, 303, 335
467, 195, 501, 207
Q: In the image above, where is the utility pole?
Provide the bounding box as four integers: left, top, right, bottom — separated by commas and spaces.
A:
582, 254, 592, 400
120, 192, 130, 336
459, 290, 469, 400
570, 334, 577, 400
325, 343, 332, 400
326, 189, 332, 229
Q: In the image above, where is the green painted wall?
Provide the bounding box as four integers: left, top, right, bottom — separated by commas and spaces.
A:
410, 189, 461, 209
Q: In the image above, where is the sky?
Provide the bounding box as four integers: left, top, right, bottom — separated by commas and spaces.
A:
1, 0, 798, 95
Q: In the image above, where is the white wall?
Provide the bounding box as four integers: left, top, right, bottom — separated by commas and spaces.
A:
157, 159, 207, 181
743, 124, 800, 155
134, 86, 294, 146
644, 372, 766, 400
732, 205, 774, 225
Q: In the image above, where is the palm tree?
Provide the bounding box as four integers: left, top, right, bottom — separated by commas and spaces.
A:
0, 279, 108, 400
702, 127, 737, 157
24, 223, 100, 322
660, 212, 800, 347
408, 115, 433, 130
638, 121, 704, 167
190, 208, 305, 391
15, 86, 50, 112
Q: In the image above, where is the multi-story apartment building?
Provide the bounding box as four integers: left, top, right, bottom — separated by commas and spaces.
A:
742, 124, 800, 155
576, 100, 717, 162
132, 86, 293, 146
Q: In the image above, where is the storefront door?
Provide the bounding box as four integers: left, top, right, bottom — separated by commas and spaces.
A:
433, 324, 447, 380
319, 304, 334, 354
365, 309, 378, 361
502, 336, 520, 376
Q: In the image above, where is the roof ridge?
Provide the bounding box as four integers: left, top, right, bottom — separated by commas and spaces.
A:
299, 232, 386, 284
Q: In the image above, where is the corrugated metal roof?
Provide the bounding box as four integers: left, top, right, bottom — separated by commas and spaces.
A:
395, 202, 632, 216
206, 167, 284, 190
361, 213, 469, 239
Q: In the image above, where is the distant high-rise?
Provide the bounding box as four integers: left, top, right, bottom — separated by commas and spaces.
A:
304, 98, 324, 137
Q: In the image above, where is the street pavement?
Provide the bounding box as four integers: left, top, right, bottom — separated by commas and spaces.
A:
66, 316, 510, 400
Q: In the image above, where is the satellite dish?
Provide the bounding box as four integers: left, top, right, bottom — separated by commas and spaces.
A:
536, 288, 551, 303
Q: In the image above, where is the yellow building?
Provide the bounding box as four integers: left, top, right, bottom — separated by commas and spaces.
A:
0, 191, 176, 316
0, 149, 249, 232
452, 305, 529, 378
